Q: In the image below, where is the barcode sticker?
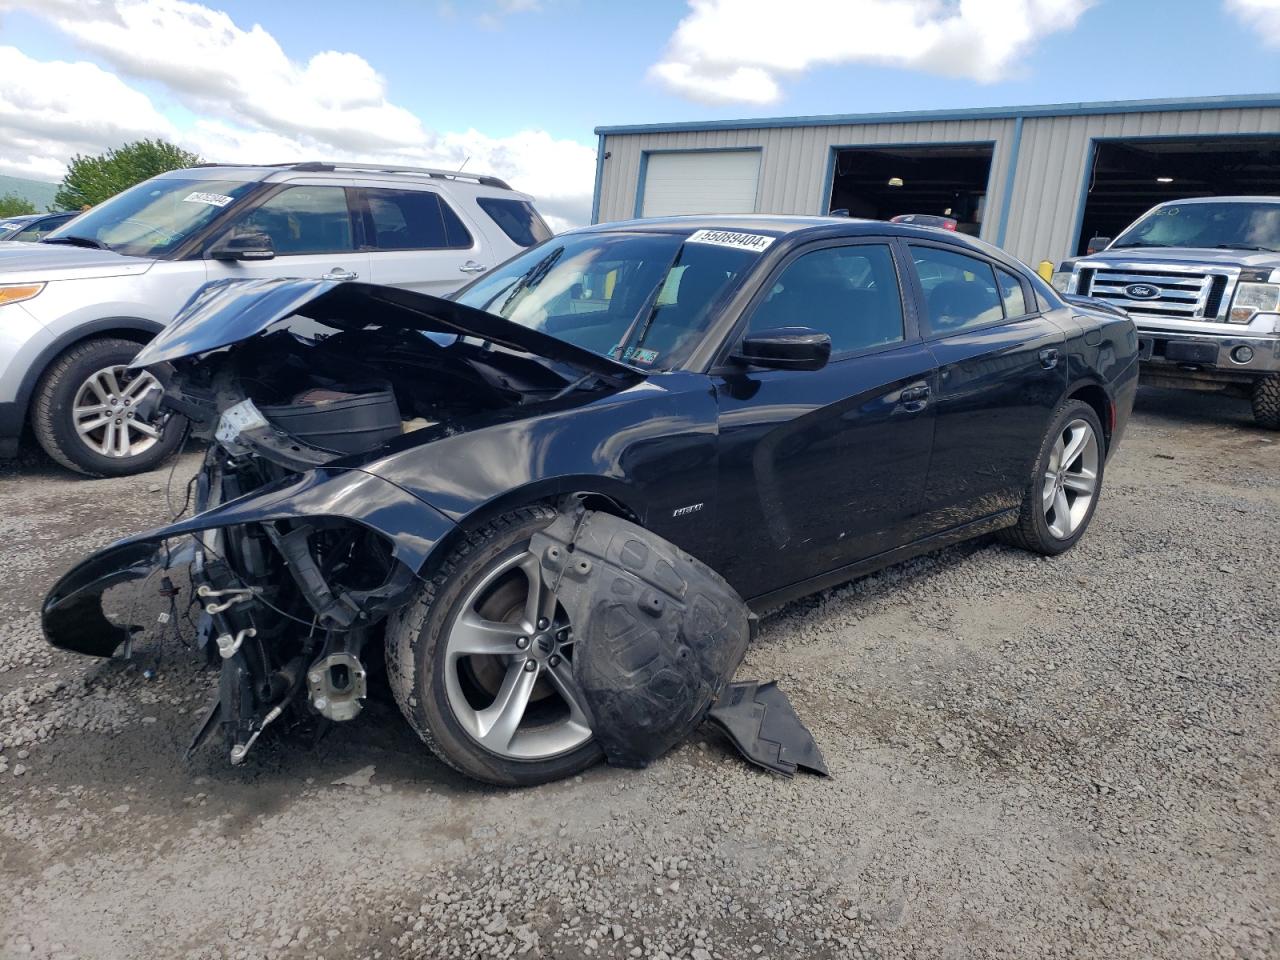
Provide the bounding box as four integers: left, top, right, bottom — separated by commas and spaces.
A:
183, 192, 234, 207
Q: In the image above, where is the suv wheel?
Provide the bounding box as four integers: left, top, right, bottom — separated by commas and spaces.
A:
1251, 375, 1280, 430
31, 337, 186, 477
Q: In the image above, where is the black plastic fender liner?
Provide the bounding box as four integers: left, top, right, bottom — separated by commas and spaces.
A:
707, 681, 830, 778
531, 510, 754, 768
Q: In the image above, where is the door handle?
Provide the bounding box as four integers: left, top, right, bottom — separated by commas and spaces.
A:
899, 383, 930, 406
459, 260, 487, 274
1039, 347, 1060, 370
322, 268, 358, 281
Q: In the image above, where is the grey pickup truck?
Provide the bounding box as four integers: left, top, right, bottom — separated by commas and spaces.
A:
1055, 196, 1280, 428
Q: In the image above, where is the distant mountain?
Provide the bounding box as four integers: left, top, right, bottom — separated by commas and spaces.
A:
0, 174, 61, 212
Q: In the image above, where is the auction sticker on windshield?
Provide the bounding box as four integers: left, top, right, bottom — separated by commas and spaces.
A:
183, 192, 235, 207
685, 229, 776, 253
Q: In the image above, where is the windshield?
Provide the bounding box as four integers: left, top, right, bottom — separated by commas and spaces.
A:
1112, 201, 1280, 252
42, 177, 257, 258
453, 231, 762, 370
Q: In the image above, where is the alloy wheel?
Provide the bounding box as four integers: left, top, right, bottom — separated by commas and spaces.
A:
71, 365, 164, 459
1042, 417, 1100, 539
442, 549, 592, 760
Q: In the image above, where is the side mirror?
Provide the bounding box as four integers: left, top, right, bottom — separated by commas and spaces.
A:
209, 231, 275, 262
1085, 236, 1112, 255
732, 327, 831, 371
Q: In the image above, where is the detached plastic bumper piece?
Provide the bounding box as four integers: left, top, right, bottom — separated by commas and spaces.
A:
707, 681, 830, 778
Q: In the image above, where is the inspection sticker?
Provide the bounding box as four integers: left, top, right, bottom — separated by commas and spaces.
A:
183, 191, 235, 207
685, 229, 775, 253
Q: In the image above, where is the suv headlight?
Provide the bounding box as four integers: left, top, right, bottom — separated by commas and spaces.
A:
0, 282, 45, 307
1229, 282, 1280, 324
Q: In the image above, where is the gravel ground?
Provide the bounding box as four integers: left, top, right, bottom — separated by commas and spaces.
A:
1, 386, 1277, 960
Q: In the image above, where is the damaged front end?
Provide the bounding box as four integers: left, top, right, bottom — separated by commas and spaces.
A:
43, 466, 453, 763
44, 277, 826, 780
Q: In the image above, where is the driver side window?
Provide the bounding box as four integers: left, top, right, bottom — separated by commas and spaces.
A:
223, 186, 355, 256
746, 244, 905, 359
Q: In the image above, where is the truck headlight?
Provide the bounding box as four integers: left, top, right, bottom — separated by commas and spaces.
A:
1229, 282, 1280, 324
1051, 270, 1072, 293
0, 282, 45, 307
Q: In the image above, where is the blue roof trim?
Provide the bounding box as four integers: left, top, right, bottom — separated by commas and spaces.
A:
594, 93, 1280, 137
589, 132, 605, 224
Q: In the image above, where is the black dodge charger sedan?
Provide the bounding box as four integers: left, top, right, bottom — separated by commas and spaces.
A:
44, 215, 1138, 786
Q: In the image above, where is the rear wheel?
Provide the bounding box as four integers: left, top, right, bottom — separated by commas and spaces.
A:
386, 506, 601, 786
1251, 375, 1280, 430
999, 399, 1105, 556
31, 337, 185, 477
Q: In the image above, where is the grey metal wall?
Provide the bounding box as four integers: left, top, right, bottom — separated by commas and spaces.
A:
597, 117, 1017, 241
597, 106, 1280, 265
1003, 106, 1280, 264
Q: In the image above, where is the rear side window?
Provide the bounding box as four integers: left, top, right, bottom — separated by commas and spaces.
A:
909, 245, 1004, 336
365, 188, 472, 250
477, 197, 553, 247
996, 267, 1028, 318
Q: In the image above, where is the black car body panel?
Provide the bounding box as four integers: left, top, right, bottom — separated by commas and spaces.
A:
42, 214, 1139, 772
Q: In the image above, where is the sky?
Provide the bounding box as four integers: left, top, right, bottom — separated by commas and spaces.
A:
0, 0, 1277, 229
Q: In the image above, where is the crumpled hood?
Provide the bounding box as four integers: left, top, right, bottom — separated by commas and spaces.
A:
1078, 246, 1280, 272
131, 277, 639, 382
0, 241, 156, 281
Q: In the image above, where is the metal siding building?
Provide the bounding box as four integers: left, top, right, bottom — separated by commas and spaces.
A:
592, 95, 1280, 266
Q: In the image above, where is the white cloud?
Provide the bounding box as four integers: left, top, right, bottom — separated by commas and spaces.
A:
650, 0, 1096, 105
0, 0, 596, 224
1225, 0, 1280, 47
0, 45, 174, 179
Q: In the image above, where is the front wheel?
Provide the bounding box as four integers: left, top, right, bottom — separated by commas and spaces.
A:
999, 399, 1105, 556
385, 506, 602, 786
1251, 375, 1280, 430
31, 337, 186, 477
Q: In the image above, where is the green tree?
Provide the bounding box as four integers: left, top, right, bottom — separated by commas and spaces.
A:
0, 193, 36, 217
53, 139, 201, 210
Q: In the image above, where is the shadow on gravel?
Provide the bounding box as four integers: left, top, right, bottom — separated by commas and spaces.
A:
1132, 385, 1254, 428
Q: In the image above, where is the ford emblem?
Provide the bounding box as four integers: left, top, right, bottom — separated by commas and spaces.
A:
1125, 283, 1159, 300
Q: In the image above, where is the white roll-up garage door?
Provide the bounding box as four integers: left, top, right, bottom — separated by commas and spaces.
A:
640, 150, 761, 218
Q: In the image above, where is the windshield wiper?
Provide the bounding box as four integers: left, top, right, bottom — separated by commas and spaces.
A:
41, 235, 109, 251
1109, 242, 1167, 249
1214, 244, 1276, 252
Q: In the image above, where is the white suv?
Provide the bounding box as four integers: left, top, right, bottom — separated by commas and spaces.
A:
0, 162, 551, 475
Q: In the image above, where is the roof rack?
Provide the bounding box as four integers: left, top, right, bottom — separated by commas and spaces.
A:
191, 160, 511, 190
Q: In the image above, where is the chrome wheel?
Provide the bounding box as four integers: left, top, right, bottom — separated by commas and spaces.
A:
442, 549, 592, 761
71, 365, 163, 459
1042, 417, 1100, 540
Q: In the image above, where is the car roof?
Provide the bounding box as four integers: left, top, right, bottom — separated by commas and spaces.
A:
152, 162, 529, 198
0, 214, 42, 224
1151, 195, 1280, 206
576, 213, 1021, 265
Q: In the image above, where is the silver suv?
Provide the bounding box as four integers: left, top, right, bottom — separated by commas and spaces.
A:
0, 162, 551, 475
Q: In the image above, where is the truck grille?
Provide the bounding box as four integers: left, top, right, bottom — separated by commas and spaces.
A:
1078, 267, 1233, 321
